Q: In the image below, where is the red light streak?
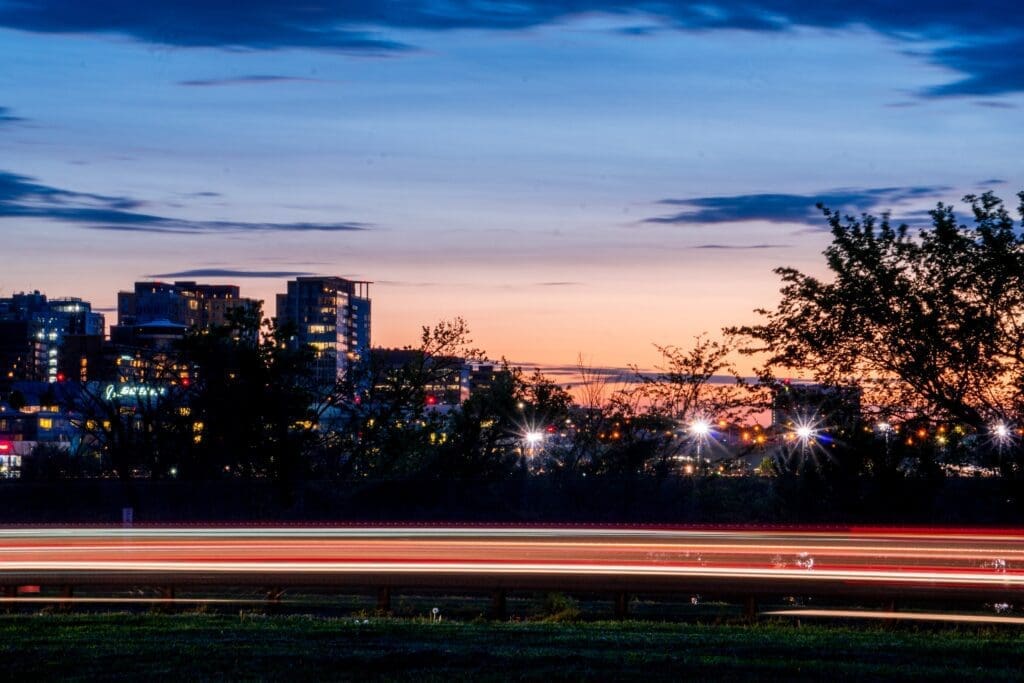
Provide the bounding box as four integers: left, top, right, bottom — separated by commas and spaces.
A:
0, 527, 1019, 596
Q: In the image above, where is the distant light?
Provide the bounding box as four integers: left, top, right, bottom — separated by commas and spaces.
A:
525, 431, 544, 447
689, 419, 711, 437
994, 423, 1010, 440
792, 415, 819, 444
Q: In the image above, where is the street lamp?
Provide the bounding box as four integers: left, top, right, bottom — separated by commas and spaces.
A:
992, 422, 1012, 459
792, 418, 818, 461
524, 430, 544, 456
876, 421, 893, 464
688, 418, 712, 467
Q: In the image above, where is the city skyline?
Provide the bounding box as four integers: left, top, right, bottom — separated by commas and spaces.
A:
1, 2, 1021, 372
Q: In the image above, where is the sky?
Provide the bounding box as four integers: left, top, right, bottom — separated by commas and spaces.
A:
0, 1, 1021, 375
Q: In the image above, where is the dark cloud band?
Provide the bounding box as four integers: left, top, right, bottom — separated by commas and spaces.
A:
178, 75, 325, 87
645, 186, 949, 227
689, 243, 791, 249
0, 170, 369, 234
0, 107, 23, 123
0, 3, 1019, 97
146, 269, 317, 278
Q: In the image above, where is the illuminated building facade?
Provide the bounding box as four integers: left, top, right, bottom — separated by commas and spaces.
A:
112, 281, 258, 344
276, 277, 371, 383
0, 292, 105, 384
373, 348, 466, 406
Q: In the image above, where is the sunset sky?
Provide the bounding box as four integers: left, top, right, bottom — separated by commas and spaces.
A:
1, 2, 1020, 374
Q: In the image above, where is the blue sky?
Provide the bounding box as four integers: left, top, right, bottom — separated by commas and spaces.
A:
0, 2, 1020, 369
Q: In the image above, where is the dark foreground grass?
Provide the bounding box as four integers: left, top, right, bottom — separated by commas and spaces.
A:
0, 613, 1021, 681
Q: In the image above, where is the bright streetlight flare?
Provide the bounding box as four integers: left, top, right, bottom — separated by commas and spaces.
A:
688, 419, 711, 437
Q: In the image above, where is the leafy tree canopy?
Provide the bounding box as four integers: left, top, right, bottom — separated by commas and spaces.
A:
732, 191, 1024, 432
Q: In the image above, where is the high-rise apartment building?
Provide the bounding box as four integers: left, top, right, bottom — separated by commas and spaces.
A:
275, 277, 371, 383
0, 292, 105, 384
111, 281, 258, 346
116, 281, 256, 328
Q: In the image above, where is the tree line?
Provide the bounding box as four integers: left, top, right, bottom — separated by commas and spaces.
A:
22, 191, 1024, 507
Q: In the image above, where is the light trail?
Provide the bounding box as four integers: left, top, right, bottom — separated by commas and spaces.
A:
0, 597, 275, 605
762, 609, 1024, 625
1, 560, 1021, 587
0, 527, 1021, 602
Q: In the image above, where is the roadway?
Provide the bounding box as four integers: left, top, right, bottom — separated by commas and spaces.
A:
0, 526, 1021, 603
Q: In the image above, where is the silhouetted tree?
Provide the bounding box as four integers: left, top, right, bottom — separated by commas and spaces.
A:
69, 352, 190, 480
179, 304, 320, 485
329, 318, 483, 478
732, 191, 1024, 464
440, 365, 574, 478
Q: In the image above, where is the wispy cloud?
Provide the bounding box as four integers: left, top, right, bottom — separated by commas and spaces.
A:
147, 269, 316, 279
536, 281, 581, 287
0, 3, 1020, 97
973, 100, 1018, 109
689, 243, 790, 250
0, 170, 369, 234
178, 74, 326, 87
0, 107, 23, 123
516, 362, 744, 385
0, 2, 409, 53
919, 34, 1024, 98
375, 280, 442, 288
645, 186, 949, 227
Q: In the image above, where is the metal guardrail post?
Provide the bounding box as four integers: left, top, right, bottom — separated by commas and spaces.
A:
614, 591, 629, 619
376, 587, 391, 614
490, 588, 507, 620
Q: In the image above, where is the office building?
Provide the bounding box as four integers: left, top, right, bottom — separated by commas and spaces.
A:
276, 277, 371, 383
0, 292, 105, 384
111, 281, 257, 346
115, 281, 257, 329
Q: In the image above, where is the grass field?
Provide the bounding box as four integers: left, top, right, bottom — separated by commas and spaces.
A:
0, 612, 1023, 681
